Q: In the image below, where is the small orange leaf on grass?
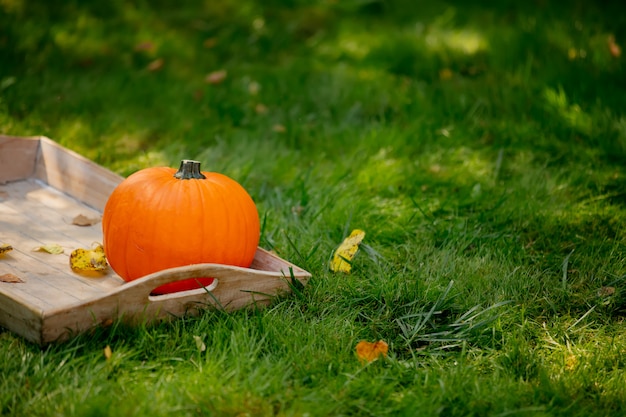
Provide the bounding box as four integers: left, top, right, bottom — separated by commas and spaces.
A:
356, 340, 388, 363
272, 124, 286, 133
147, 58, 164, 72
330, 229, 365, 273
608, 35, 621, 58
205, 70, 227, 84
203, 38, 217, 49
255, 103, 269, 114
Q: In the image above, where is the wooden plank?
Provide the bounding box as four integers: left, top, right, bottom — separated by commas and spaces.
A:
42, 256, 309, 343
0, 135, 40, 183
0, 292, 43, 344
34, 137, 123, 211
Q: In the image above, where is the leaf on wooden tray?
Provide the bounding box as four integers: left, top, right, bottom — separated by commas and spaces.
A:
32, 243, 64, 254
330, 229, 365, 273
356, 340, 388, 364
0, 244, 13, 256
72, 214, 101, 227
70, 243, 108, 273
0, 273, 23, 283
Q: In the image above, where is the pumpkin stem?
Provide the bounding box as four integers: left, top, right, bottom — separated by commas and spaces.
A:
174, 160, 206, 180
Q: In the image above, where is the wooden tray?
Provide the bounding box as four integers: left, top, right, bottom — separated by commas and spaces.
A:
0, 135, 311, 345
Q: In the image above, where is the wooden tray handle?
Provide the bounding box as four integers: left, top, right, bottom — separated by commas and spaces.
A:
43, 257, 310, 344
124, 262, 279, 302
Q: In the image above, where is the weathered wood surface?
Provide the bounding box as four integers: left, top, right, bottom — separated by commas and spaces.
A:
0, 135, 311, 345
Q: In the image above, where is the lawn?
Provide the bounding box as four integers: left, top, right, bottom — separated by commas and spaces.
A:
1, 0, 626, 415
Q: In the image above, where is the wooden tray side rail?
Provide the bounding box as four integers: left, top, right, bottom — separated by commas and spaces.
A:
44, 248, 310, 344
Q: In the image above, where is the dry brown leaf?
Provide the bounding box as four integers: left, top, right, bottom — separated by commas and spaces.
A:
203, 38, 217, 48
0, 273, 23, 283
70, 243, 108, 273
0, 244, 13, 255
272, 124, 286, 133
147, 58, 164, 72
608, 35, 621, 58
32, 244, 64, 255
134, 41, 155, 52
356, 340, 388, 363
248, 81, 260, 95
205, 70, 227, 84
72, 214, 101, 227
598, 286, 616, 297
255, 103, 269, 114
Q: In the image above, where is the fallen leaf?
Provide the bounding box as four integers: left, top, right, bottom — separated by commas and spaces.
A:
147, 58, 164, 72
0, 273, 23, 283
330, 229, 365, 273
134, 41, 155, 52
608, 35, 621, 58
72, 214, 101, 227
205, 70, 227, 84
70, 243, 108, 273
255, 103, 269, 114
203, 38, 217, 48
193, 335, 206, 352
272, 124, 286, 133
0, 244, 13, 255
565, 354, 577, 371
248, 81, 260, 95
439, 68, 453, 80
598, 286, 615, 297
104, 345, 112, 360
32, 243, 64, 254
356, 340, 388, 363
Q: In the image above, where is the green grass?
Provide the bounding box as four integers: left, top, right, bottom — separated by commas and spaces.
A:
2, 0, 626, 415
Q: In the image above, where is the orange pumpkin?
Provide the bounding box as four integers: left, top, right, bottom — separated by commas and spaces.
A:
102, 160, 260, 294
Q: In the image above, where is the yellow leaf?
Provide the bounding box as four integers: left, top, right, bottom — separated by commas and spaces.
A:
70, 243, 108, 273
356, 340, 388, 363
103, 345, 112, 360
330, 229, 365, 273
0, 244, 13, 255
565, 354, 577, 371
32, 243, 64, 255
439, 68, 453, 80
